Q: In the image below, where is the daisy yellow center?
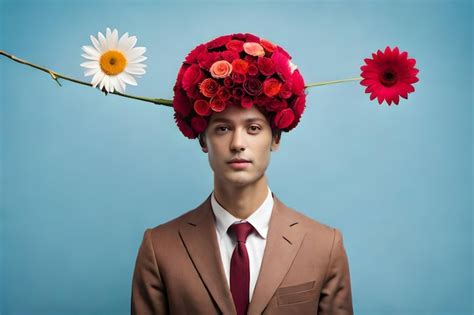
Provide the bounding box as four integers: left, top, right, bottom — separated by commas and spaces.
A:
379, 68, 398, 87
100, 50, 127, 75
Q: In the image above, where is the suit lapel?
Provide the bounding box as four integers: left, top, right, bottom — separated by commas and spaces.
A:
178, 194, 236, 315
247, 193, 307, 314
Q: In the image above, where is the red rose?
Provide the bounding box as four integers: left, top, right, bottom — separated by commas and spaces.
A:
279, 82, 292, 99
291, 69, 305, 95
223, 77, 234, 88
199, 78, 219, 97
197, 52, 221, 70
221, 50, 240, 63
210, 97, 226, 112
241, 95, 253, 108
217, 86, 231, 100
185, 44, 206, 64
260, 38, 276, 53
173, 89, 193, 117
185, 85, 201, 100
232, 87, 244, 99
243, 77, 263, 96
232, 59, 249, 75
257, 57, 275, 76
191, 116, 208, 133
276, 46, 292, 59
182, 64, 204, 91
263, 78, 281, 97
292, 95, 306, 117
232, 72, 246, 84
266, 99, 287, 112
271, 52, 291, 82
174, 112, 196, 139
194, 99, 212, 116
254, 94, 272, 107
206, 35, 232, 49
225, 40, 244, 52
248, 63, 259, 76
274, 108, 295, 129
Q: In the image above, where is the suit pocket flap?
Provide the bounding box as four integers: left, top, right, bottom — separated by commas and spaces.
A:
276, 280, 316, 295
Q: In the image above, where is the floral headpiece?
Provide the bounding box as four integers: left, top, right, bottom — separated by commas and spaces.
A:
172, 33, 306, 139
0, 27, 420, 141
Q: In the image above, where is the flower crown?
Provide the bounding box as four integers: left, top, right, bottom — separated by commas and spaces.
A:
172, 33, 306, 139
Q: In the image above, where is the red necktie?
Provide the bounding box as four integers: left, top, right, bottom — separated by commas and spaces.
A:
228, 222, 254, 315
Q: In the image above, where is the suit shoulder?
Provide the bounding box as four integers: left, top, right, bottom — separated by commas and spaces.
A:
285, 206, 338, 236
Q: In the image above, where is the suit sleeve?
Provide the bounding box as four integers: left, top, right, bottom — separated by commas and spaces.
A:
317, 228, 354, 315
131, 228, 169, 315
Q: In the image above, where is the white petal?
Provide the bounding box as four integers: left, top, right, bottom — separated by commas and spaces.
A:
114, 77, 125, 93
108, 77, 115, 93
82, 45, 100, 57
98, 31, 108, 50
118, 32, 130, 51
90, 35, 102, 52
80, 61, 99, 69
99, 75, 107, 90
129, 55, 147, 64
125, 65, 146, 75
126, 47, 146, 60
123, 35, 137, 52
110, 28, 119, 49
117, 76, 127, 92
91, 71, 105, 88
119, 72, 137, 86
84, 68, 99, 77
81, 53, 99, 61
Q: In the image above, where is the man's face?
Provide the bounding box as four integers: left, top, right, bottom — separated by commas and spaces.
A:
201, 105, 280, 188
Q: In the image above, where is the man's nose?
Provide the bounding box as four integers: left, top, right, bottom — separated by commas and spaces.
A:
230, 129, 246, 151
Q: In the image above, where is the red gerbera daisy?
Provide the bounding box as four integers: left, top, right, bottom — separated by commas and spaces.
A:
360, 46, 419, 105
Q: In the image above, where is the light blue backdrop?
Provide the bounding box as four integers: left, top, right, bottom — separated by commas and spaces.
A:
0, 0, 472, 314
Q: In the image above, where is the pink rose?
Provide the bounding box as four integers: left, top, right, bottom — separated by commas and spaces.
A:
209, 60, 232, 79
243, 42, 265, 57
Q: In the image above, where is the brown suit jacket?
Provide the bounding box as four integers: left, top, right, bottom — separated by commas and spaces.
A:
131, 192, 353, 314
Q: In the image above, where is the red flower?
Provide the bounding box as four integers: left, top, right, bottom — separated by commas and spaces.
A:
241, 96, 253, 108
199, 78, 219, 97
274, 108, 295, 129
194, 99, 212, 116
271, 52, 291, 81
197, 52, 221, 70
243, 77, 263, 96
263, 78, 281, 97
182, 64, 204, 91
232, 59, 249, 74
210, 97, 226, 112
221, 50, 240, 63
360, 46, 419, 105
257, 57, 275, 76
226, 40, 244, 52
206, 35, 232, 49
174, 112, 196, 139
191, 116, 208, 133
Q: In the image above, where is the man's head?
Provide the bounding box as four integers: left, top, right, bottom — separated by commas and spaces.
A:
198, 104, 281, 188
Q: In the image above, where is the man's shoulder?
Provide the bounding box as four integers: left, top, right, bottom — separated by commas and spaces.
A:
282, 204, 339, 238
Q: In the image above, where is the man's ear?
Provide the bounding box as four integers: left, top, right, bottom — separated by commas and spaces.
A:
198, 133, 208, 153
270, 130, 281, 152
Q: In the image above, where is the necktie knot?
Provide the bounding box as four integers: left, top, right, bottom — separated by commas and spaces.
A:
228, 222, 254, 243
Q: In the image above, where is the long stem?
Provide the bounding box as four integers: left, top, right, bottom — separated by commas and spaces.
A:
305, 77, 363, 88
0, 50, 173, 107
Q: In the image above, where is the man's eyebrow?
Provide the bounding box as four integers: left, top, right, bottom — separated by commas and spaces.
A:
209, 117, 267, 124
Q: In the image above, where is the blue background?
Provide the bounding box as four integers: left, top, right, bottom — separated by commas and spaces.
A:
0, 0, 472, 314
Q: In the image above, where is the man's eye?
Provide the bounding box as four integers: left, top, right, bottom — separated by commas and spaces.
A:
249, 126, 261, 132
216, 126, 229, 132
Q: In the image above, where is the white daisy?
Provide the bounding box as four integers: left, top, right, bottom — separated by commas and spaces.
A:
80, 27, 147, 93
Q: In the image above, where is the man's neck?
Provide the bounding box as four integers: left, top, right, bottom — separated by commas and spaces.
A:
213, 176, 269, 220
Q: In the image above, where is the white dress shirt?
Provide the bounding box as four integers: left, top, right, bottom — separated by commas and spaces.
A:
210, 185, 274, 302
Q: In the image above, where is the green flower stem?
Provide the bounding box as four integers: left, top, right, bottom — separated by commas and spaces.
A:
2, 50, 361, 105
305, 77, 363, 88
0, 50, 173, 107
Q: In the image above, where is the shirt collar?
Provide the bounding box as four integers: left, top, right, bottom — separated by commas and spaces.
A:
211, 185, 274, 240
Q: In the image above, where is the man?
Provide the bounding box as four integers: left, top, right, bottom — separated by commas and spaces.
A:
130, 105, 353, 314
131, 33, 353, 314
